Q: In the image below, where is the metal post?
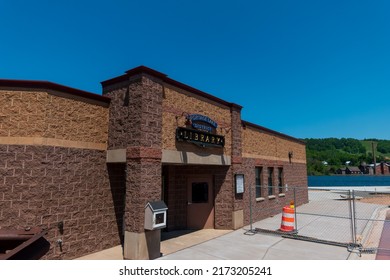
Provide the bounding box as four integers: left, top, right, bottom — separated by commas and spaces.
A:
372, 142, 377, 175
348, 190, 357, 244
249, 184, 253, 232
294, 186, 298, 233
352, 190, 357, 244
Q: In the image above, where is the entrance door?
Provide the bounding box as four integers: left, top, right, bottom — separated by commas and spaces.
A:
187, 177, 214, 229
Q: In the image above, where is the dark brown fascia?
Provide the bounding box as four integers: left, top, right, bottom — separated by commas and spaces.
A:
0, 79, 111, 103
101, 65, 243, 110
242, 120, 305, 145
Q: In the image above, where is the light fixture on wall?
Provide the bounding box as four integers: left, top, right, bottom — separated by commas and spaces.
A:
175, 112, 189, 126
220, 127, 231, 134
288, 151, 293, 163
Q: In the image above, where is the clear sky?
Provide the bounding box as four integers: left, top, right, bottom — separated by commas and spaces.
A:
1, 0, 389, 139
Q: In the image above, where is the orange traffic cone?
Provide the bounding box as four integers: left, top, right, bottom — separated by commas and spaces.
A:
279, 205, 295, 232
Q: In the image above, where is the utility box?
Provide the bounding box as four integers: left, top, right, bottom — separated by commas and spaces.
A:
144, 201, 168, 230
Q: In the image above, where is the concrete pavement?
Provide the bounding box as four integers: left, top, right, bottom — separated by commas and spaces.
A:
158, 220, 358, 260
76, 190, 388, 260
159, 190, 388, 260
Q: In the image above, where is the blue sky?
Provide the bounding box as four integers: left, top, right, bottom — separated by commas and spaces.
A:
1, 0, 389, 139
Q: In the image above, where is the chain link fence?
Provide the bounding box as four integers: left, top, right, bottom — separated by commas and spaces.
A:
249, 186, 390, 258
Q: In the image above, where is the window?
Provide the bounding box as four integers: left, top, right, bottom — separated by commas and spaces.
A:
267, 167, 274, 196
278, 167, 284, 193
191, 182, 209, 203
255, 167, 263, 198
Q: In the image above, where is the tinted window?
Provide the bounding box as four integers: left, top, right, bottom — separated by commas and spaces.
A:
192, 182, 209, 203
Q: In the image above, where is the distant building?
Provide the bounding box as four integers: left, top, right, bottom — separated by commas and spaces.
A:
380, 162, 390, 175
336, 168, 347, 175
345, 166, 362, 175
336, 166, 362, 175
359, 162, 369, 174
363, 163, 389, 175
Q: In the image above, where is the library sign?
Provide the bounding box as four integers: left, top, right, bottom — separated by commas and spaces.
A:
176, 114, 225, 148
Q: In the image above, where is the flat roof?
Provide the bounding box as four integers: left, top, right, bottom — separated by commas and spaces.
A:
0, 79, 111, 104
242, 120, 305, 145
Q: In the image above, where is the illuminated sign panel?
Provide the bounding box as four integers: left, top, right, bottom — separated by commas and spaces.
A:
176, 127, 224, 148
176, 114, 224, 148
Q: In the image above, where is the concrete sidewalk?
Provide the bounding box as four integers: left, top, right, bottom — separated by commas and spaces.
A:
77, 190, 387, 260
159, 191, 388, 260
158, 221, 359, 260
75, 229, 232, 260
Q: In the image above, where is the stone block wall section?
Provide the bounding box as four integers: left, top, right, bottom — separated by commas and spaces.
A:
162, 86, 233, 155
242, 123, 307, 163
103, 75, 163, 151
103, 73, 164, 235
0, 145, 124, 259
234, 121, 308, 226
235, 158, 308, 226
0, 80, 115, 259
0, 89, 109, 148
163, 165, 233, 230
0, 90, 46, 137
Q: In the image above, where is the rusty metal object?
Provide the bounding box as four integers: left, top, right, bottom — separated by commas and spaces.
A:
0, 227, 48, 260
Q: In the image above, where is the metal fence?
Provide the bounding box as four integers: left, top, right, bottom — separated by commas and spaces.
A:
249, 186, 390, 258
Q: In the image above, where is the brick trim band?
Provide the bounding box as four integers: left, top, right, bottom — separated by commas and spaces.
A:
242, 153, 306, 164
0, 137, 107, 150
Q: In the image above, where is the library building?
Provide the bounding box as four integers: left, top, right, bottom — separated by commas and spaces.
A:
0, 66, 308, 259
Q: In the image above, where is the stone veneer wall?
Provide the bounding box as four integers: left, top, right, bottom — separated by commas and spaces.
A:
162, 86, 232, 155
163, 165, 232, 230
103, 74, 163, 234
242, 126, 306, 163
0, 88, 120, 259
0, 90, 108, 147
164, 159, 307, 231
238, 158, 308, 225
236, 124, 308, 225
0, 145, 124, 259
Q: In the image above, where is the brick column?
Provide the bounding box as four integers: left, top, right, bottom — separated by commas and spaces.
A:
103, 72, 163, 259
230, 104, 244, 229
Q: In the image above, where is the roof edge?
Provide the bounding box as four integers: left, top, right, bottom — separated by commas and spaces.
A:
0, 79, 111, 103
101, 65, 243, 109
242, 120, 305, 145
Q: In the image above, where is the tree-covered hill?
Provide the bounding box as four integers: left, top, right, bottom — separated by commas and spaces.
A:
304, 138, 390, 175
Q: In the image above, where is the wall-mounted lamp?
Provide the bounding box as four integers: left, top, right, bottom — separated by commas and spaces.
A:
220, 127, 231, 134
58, 221, 64, 235
288, 151, 293, 163
175, 112, 189, 126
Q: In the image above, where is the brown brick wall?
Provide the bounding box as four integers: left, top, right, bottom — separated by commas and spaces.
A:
162, 86, 232, 155
104, 75, 164, 234
44, 94, 108, 144
104, 76, 163, 150
0, 89, 108, 146
233, 157, 308, 226
0, 90, 47, 137
163, 165, 233, 230
242, 125, 306, 163
163, 160, 308, 230
0, 145, 123, 259
231, 106, 242, 161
